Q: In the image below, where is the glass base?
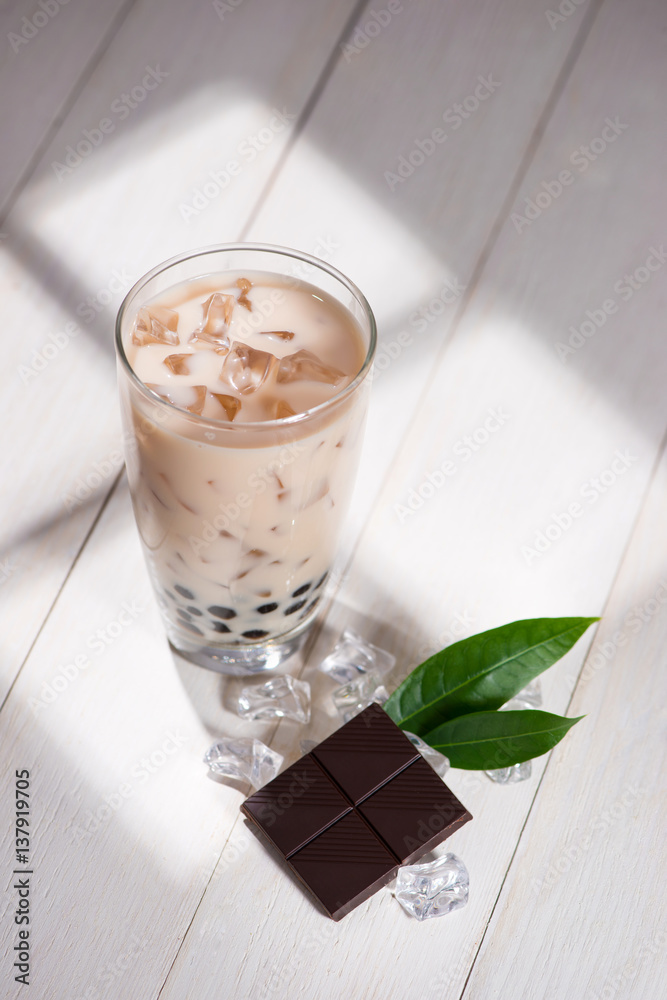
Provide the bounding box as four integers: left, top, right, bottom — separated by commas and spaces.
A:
169, 627, 308, 676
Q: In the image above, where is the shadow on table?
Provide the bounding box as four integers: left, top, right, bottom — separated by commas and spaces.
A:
3, 0, 666, 437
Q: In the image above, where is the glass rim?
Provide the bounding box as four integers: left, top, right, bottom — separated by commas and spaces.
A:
114, 241, 377, 431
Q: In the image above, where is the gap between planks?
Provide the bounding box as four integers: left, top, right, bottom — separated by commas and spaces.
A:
455, 424, 667, 1000
0, 467, 125, 715
0, 0, 140, 224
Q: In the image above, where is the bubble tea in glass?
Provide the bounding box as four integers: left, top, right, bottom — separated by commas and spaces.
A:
115, 245, 376, 674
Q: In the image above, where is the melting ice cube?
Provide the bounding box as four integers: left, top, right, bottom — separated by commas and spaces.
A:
163, 353, 192, 375
276, 349, 345, 385
236, 277, 252, 311
275, 399, 296, 419
132, 306, 180, 346
202, 292, 235, 334
190, 293, 236, 349
220, 341, 276, 394
211, 392, 241, 421
146, 383, 207, 414
263, 397, 297, 419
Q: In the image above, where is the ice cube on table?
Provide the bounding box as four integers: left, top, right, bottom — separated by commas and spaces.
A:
237, 675, 311, 723
220, 342, 276, 394
319, 628, 396, 684
394, 853, 469, 921
485, 761, 532, 784
146, 383, 206, 414
403, 731, 450, 778
276, 348, 345, 385
203, 736, 283, 788
132, 306, 180, 346
332, 672, 389, 723
485, 679, 542, 782
504, 678, 542, 710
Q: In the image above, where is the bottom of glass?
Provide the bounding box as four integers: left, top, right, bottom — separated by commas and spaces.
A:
168, 623, 310, 675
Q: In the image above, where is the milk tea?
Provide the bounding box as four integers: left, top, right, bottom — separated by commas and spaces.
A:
120, 270, 369, 652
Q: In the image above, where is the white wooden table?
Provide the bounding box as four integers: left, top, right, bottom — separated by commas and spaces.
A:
2, 0, 666, 996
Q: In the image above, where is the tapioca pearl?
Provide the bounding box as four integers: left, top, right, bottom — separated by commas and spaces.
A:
291, 582, 311, 598
177, 608, 193, 621
180, 621, 204, 635
187, 606, 203, 616
313, 572, 327, 590
299, 595, 321, 619
284, 599, 307, 616
164, 590, 177, 601
212, 622, 232, 634
208, 605, 237, 620
257, 602, 279, 614
175, 584, 195, 600
242, 629, 269, 639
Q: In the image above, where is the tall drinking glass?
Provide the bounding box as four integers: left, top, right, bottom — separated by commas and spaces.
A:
115, 244, 376, 674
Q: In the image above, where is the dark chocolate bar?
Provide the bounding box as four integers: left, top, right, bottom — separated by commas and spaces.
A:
241, 703, 472, 919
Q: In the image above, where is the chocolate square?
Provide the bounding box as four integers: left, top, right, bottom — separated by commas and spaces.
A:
357, 757, 473, 864
241, 755, 350, 858
241, 704, 472, 920
312, 702, 419, 803
288, 812, 397, 920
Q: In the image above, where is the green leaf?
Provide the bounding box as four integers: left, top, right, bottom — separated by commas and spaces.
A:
424, 710, 584, 770
384, 617, 598, 735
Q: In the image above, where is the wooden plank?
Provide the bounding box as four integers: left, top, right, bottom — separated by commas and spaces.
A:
463, 437, 667, 1000
0, 0, 133, 214
0, 0, 360, 702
